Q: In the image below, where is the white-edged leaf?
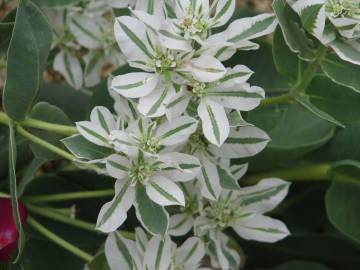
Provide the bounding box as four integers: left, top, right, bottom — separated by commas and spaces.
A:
106, 154, 130, 180
158, 28, 192, 51
114, 16, 155, 62
197, 156, 221, 200
105, 232, 135, 270
238, 178, 290, 214
175, 237, 205, 268
212, 126, 270, 158
165, 90, 191, 120
218, 65, 254, 86
232, 213, 290, 243
69, 14, 102, 49
217, 164, 240, 190
159, 152, 201, 182
212, 0, 236, 27
144, 235, 172, 270
135, 184, 169, 237
96, 180, 134, 233
156, 116, 198, 145
138, 83, 176, 117
90, 106, 116, 134
198, 98, 229, 146
330, 39, 360, 66
169, 213, 194, 236
76, 121, 110, 147
231, 163, 248, 180
181, 55, 226, 82
135, 227, 148, 256
111, 72, 158, 98
146, 175, 185, 206
225, 13, 277, 43
54, 51, 83, 89
208, 84, 264, 111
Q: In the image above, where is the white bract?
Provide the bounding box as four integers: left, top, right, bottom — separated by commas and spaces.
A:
60, 1, 293, 269
290, 0, 360, 65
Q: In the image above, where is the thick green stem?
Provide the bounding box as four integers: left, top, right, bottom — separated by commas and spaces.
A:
16, 125, 77, 162
25, 190, 114, 203
241, 163, 332, 186
0, 111, 78, 136
27, 217, 93, 262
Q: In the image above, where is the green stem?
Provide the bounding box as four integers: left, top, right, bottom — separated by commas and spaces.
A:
27, 216, 93, 262
0, 112, 78, 136
0, 192, 10, 198
25, 190, 114, 203
259, 93, 293, 108
16, 125, 77, 162
241, 163, 332, 186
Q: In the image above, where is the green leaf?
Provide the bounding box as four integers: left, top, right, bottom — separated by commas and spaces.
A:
272, 0, 316, 61
326, 161, 360, 244
3, 0, 52, 121
29, 102, 72, 160
18, 158, 46, 197
86, 250, 110, 270
295, 94, 345, 128
62, 134, 113, 161
307, 76, 360, 124
8, 121, 25, 262
0, 22, 14, 55
321, 53, 360, 93
135, 184, 168, 237
31, 0, 81, 7
273, 26, 305, 81
245, 104, 336, 171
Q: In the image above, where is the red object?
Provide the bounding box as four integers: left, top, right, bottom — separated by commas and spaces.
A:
0, 198, 27, 262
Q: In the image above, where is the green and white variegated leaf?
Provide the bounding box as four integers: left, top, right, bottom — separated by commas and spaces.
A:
231, 163, 248, 180
211, 0, 236, 27
158, 27, 192, 51
135, 227, 148, 257
165, 90, 192, 120
217, 164, 240, 190
292, 0, 327, 43
169, 213, 194, 236
144, 235, 172, 270
159, 152, 201, 182
83, 51, 104, 87
105, 232, 138, 270
62, 134, 113, 161
111, 72, 159, 98
135, 184, 169, 237
180, 55, 227, 83
208, 84, 265, 111
135, 0, 164, 17
106, 154, 130, 180
197, 156, 221, 200
225, 13, 278, 44
198, 98, 229, 146
238, 178, 290, 214
156, 116, 198, 146
207, 231, 230, 270
330, 39, 360, 66
96, 180, 134, 233
218, 65, 254, 87
68, 14, 102, 49
228, 110, 253, 127
76, 121, 111, 148
273, 0, 316, 61
90, 106, 116, 134
211, 126, 270, 158
54, 51, 83, 89
109, 130, 136, 155
114, 16, 155, 62
175, 237, 205, 268
146, 175, 185, 206
138, 83, 176, 117
231, 213, 290, 243
320, 53, 360, 93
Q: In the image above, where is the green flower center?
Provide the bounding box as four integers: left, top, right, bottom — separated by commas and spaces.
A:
180, 8, 208, 38
129, 160, 153, 184
192, 82, 208, 97
150, 49, 177, 74
326, 0, 360, 18
140, 137, 160, 154
207, 202, 235, 229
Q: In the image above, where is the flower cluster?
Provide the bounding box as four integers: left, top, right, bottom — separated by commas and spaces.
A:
62, 1, 291, 269
289, 0, 360, 65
